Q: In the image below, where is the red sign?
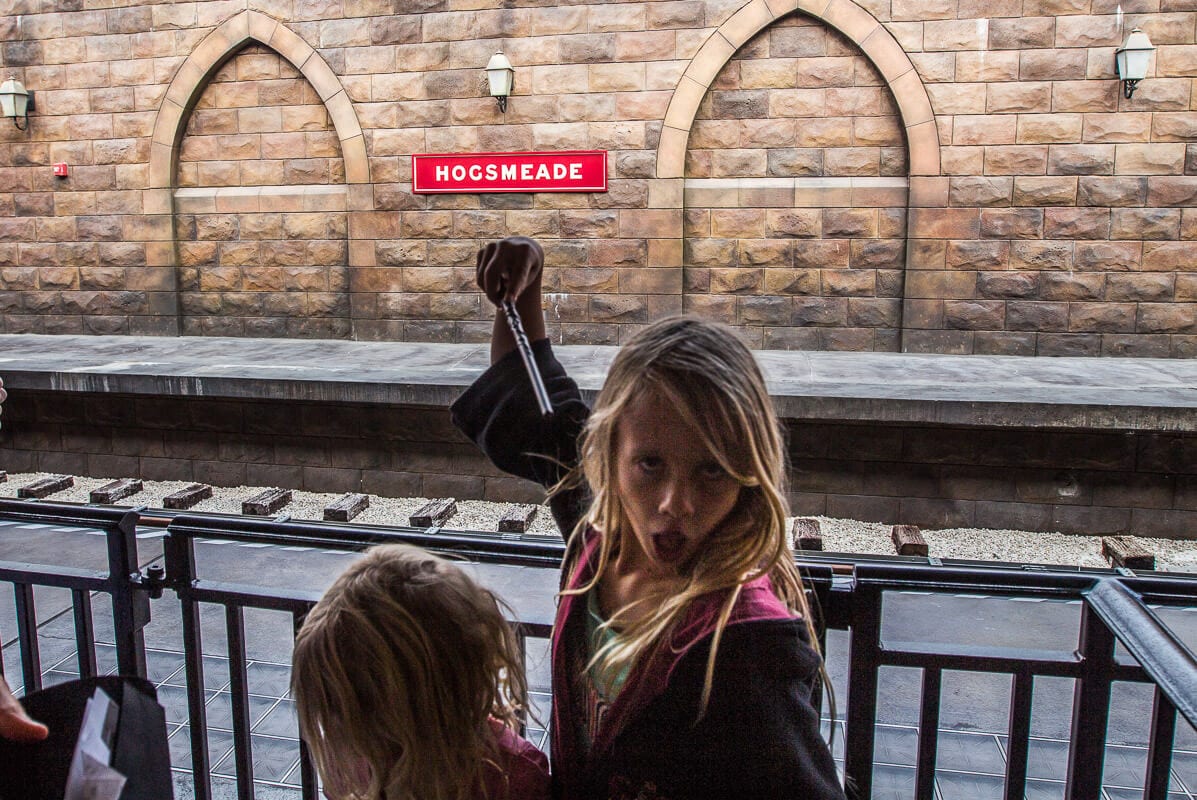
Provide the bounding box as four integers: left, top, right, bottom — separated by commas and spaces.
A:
411, 150, 607, 194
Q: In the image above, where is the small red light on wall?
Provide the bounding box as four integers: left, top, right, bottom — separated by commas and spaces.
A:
52, 163, 68, 177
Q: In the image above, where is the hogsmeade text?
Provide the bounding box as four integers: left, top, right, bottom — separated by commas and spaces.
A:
411, 151, 607, 194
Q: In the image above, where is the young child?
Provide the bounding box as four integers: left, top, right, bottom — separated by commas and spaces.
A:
291, 543, 550, 800
452, 237, 846, 799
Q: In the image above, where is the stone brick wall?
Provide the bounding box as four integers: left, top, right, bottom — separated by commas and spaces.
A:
2, 388, 1194, 537
175, 44, 349, 337
892, 2, 1197, 357
0, 389, 517, 502
684, 15, 909, 349
0, 1, 1193, 355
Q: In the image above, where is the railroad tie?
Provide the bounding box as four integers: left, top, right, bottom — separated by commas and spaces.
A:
163, 483, 212, 510
1101, 535, 1155, 571
891, 524, 929, 557
410, 498, 457, 528
498, 504, 538, 533
17, 474, 73, 499
90, 478, 143, 504
324, 493, 369, 523
243, 488, 292, 516
792, 518, 823, 551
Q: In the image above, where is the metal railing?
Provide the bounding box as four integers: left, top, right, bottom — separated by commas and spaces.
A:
0, 501, 153, 688
2, 498, 1196, 800
841, 561, 1197, 800
162, 511, 558, 800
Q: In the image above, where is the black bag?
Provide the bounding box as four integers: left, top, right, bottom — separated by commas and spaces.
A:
0, 675, 174, 800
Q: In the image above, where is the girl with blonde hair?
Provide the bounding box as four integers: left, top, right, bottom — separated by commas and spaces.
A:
291, 543, 550, 800
452, 237, 845, 799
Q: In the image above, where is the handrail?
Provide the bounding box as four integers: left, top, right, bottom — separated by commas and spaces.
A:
1083, 578, 1197, 728
164, 512, 567, 569
9, 495, 1192, 581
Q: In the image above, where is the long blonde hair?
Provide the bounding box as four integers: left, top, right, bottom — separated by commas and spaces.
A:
568, 316, 827, 714
291, 544, 528, 800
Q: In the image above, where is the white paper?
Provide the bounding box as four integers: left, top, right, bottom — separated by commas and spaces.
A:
64, 688, 128, 800
71, 753, 127, 800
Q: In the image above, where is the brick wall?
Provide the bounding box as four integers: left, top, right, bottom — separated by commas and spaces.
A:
895, 3, 1197, 356
684, 15, 909, 349
0, 1, 1193, 355
2, 389, 1194, 537
0, 389, 520, 502
175, 44, 349, 337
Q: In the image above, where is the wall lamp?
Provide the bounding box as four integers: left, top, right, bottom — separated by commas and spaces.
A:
1115, 28, 1155, 99
486, 52, 514, 113
0, 76, 31, 130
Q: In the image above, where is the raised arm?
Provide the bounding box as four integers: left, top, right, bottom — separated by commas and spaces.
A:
454, 236, 590, 537
475, 236, 546, 364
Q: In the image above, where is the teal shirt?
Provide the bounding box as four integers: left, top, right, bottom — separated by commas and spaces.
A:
573, 588, 632, 755
585, 590, 631, 700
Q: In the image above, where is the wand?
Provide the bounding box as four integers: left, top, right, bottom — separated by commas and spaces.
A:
501, 299, 553, 417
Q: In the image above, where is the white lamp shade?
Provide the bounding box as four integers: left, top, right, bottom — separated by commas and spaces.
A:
486, 53, 514, 98
1115, 28, 1154, 81
0, 77, 28, 120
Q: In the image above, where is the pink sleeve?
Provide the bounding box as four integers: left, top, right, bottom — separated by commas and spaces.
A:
484, 720, 552, 800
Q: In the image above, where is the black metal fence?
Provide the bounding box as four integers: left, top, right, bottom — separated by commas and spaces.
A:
162, 511, 558, 800
2, 497, 1195, 800
0, 502, 152, 692
839, 561, 1197, 800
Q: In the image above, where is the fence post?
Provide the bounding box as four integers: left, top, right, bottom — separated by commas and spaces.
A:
1146, 688, 1178, 800
294, 608, 320, 800
107, 510, 148, 679
164, 527, 213, 800
845, 581, 882, 798
1065, 587, 1116, 800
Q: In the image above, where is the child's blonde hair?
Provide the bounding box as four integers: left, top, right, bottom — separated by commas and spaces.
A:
292, 544, 528, 800
570, 316, 826, 712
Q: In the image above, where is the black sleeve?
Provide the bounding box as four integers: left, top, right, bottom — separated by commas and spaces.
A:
450, 339, 591, 537
616, 621, 846, 800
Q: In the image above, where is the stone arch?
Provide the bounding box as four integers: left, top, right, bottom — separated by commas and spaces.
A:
146, 10, 369, 337
148, 10, 368, 191
656, 0, 938, 178
652, 0, 942, 353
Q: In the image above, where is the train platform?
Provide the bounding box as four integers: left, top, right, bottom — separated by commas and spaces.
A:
6, 332, 1197, 539
2, 332, 1197, 432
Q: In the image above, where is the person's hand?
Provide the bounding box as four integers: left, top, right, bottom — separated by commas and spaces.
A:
475, 236, 544, 306
0, 676, 47, 743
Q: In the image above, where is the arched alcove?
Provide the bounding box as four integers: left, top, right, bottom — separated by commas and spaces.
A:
656, 0, 938, 179
650, 0, 941, 351
146, 11, 369, 338
149, 10, 367, 190
174, 43, 350, 337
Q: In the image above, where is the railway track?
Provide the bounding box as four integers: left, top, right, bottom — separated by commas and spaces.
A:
0, 470, 1190, 573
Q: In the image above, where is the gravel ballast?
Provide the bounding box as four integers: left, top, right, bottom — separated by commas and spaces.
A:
1, 472, 1192, 572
